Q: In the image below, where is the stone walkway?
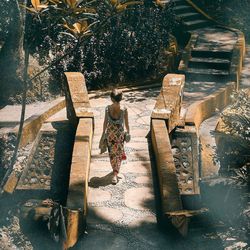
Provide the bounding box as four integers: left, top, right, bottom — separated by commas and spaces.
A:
78, 88, 172, 249
72, 88, 227, 250
0, 98, 64, 125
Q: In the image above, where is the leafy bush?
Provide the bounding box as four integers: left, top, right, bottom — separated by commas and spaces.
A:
26, 1, 176, 90
221, 90, 250, 146
216, 90, 250, 175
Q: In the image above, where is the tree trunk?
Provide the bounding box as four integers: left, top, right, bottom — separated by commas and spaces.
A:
0, 0, 24, 106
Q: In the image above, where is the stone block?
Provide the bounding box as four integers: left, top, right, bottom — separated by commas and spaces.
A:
17, 97, 65, 147
64, 117, 93, 248
171, 126, 200, 195
151, 119, 182, 213
185, 82, 234, 129
66, 118, 93, 210
64, 72, 92, 121
64, 209, 84, 249
151, 74, 185, 133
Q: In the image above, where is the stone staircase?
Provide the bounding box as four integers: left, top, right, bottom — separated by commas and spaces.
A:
170, 0, 239, 86
185, 43, 234, 83
172, 0, 212, 31
172, 0, 245, 182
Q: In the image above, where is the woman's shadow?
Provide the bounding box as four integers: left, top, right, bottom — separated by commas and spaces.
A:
89, 172, 114, 188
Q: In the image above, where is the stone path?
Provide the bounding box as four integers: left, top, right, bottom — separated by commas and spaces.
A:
78, 88, 174, 249
72, 87, 231, 250
73, 28, 245, 249
0, 98, 64, 125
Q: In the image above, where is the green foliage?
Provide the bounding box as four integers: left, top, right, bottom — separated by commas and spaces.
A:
221, 90, 250, 147
22, 0, 175, 89
216, 90, 250, 175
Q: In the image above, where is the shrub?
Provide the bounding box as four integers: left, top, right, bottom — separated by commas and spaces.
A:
28, 1, 176, 90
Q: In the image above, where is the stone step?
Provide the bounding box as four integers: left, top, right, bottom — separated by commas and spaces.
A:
187, 68, 229, 75
185, 19, 211, 30
172, 0, 186, 6
173, 5, 193, 14
191, 49, 232, 59
186, 68, 230, 82
177, 12, 201, 22
188, 57, 230, 70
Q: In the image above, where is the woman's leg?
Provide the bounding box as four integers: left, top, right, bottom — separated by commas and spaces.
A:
109, 153, 121, 175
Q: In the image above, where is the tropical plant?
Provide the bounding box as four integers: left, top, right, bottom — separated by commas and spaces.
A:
215, 90, 250, 178
0, 0, 148, 190
221, 90, 250, 145
0, 0, 177, 191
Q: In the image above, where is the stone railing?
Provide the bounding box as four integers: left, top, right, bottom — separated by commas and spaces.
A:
63, 72, 94, 249
228, 28, 245, 90
151, 74, 190, 236
185, 82, 235, 129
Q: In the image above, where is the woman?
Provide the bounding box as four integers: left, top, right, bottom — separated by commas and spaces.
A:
101, 89, 130, 184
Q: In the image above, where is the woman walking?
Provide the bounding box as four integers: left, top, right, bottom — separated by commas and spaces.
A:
100, 89, 130, 184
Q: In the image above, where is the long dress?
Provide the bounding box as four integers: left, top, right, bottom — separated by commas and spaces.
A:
106, 105, 126, 174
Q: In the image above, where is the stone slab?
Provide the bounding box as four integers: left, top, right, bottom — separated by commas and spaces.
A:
88, 188, 112, 204
151, 74, 185, 133
88, 207, 123, 224
151, 119, 183, 212
89, 171, 125, 187
66, 118, 93, 211
171, 126, 200, 195
16, 97, 65, 147
134, 176, 151, 185
124, 187, 154, 210
120, 161, 151, 174
78, 230, 128, 250
128, 216, 170, 249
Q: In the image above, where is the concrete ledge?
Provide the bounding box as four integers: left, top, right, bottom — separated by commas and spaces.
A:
15, 97, 65, 147
228, 28, 246, 90
3, 132, 41, 194
199, 114, 221, 178
151, 119, 182, 213
65, 117, 93, 248
171, 126, 200, 195
64, 72, 93, 121
151, 74, 185, 133
185, 82, 235, 129
63, 72, 95, 248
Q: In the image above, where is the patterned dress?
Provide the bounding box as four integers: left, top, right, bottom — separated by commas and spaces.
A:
106, 106, 126, 174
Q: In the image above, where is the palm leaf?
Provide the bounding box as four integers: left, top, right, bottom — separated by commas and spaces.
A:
60, 31, 77, 39
31, 0, 41, 9
19, 4, 37, 13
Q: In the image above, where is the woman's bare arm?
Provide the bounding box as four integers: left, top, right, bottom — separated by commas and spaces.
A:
102, 109, 108, 134
124, 108, 130, 133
